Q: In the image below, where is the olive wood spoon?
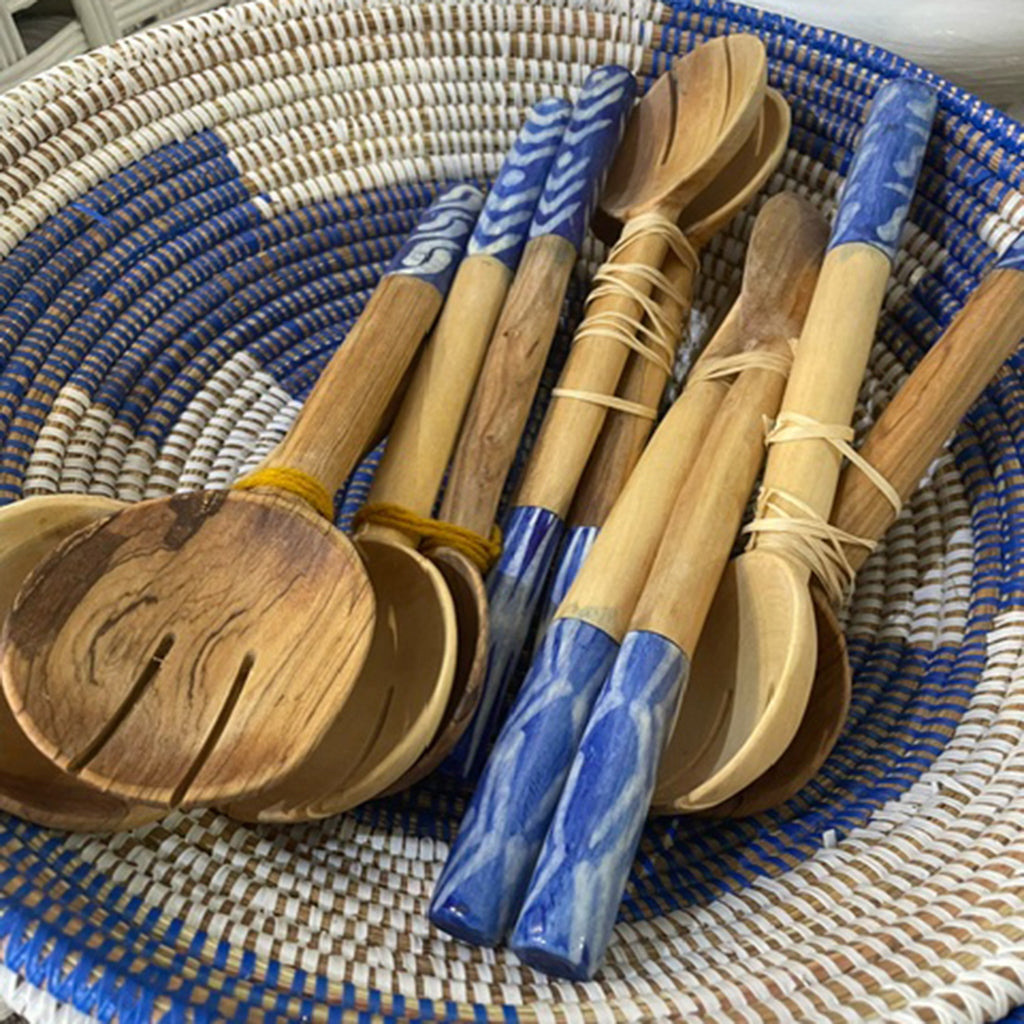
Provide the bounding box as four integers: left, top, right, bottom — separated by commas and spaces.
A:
0, 494, 164, 830
429, 192, 826, 948
696, 233, 1024, 816
0, 185, 481, 809
656, 79, 938, 813
223, 100, 573, 820
536, 88, 790, 637
448, 37, 768, 779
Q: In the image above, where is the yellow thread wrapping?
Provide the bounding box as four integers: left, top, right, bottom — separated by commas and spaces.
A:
687, 345, 795, 386
233, 467, 335, 520
354, 502, 502, 573
743, 410, 903, 605
549, 387, 657, 420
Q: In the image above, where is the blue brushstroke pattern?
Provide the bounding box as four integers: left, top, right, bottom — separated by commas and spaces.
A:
828, 79, 937, 261
446, 505, 565, 778
997, 232, 1024, 271
467, 98, 572, 272
528, 66, 635, 250
533, 524, 600, 653
511, 630, 688, 981
430, 618, 618, 946
387, 184, 484, 294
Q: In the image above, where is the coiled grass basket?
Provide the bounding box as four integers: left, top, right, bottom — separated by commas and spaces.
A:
0, 1, 1022, 1021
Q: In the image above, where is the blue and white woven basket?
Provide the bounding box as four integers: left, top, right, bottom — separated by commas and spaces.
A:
0, 1, 1022, 1021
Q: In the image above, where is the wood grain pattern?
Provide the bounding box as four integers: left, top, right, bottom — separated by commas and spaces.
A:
438, 233, 578, 536
3, 490, 375, 808
0, 495, 165, 831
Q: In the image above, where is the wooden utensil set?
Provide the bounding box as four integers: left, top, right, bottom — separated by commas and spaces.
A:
2, 37, 1023, 982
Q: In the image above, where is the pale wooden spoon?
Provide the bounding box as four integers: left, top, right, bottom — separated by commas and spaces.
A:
222, 98, 574, 820
698, 237, 1024, 816
0, 185, 482, 810
0, 494, 165, 830
654, 79, 938, 813
536, 88, 790, 638
448, 36, 769, 779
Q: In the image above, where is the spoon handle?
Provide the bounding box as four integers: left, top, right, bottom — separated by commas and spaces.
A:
361, 99, 572, 535
751, 79, 937, 535
259, 184, 482, 494
833, 256, 1024, 571
428, 305, 740, 947
438, 66, 636, 538
509, 344, 792, 981
534, 245, 698, 643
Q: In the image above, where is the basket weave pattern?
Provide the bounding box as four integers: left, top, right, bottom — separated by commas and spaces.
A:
0, 1, 1022, 1021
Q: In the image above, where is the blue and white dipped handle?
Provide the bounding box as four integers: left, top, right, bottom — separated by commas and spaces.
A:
434, 65, 636, 770
261, 182, 482, 500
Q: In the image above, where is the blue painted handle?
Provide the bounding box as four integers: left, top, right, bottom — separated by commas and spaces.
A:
997, 232, 1024, 271
510, 629, 689, 981
533, 524, 600, 655
828, 79, 937, 261
386, 183, 484, 294
430, 618, 619, 946
468, 98, 572, 272
528, 65, 636, 251
444, 505, 566, 779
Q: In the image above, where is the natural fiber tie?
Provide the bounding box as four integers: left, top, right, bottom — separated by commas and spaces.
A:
233, 466, 335, 520
744, 411, 903, 605
354, 502, 502, 574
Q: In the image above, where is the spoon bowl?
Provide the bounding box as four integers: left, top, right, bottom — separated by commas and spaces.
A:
0, 494, 165, 831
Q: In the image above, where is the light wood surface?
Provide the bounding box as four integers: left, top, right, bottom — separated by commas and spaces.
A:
557, 304, 742, 639
514, 37, 766, 517
1, 270, 444, 809
257, 275, 442, 491
833, 266, 1024, 572
633, 344, 792, 647
439, 234, 577, 536
0, 495, 164, 831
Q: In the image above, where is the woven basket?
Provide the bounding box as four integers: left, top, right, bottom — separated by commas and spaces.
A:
0, 1, 1022, 1021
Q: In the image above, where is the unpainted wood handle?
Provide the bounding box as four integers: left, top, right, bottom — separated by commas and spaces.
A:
262, 185, 482, 492
365, 256, 512, 522
514, 228, 686, 514
633, 338, 792, 649
558, 302, 743, 639
755, 242, 891, 526
833, 266, 1024, 572
565, 245, 697, 528
438, 234, 579, 535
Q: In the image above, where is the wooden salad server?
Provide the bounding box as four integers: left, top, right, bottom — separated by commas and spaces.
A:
446, 36, 768, 779
535, 87, 790, 639
0, 184, 482, 810
0, 494, 162, 830
429, 194, 826, 948
502, 196, 824, 981
655, 78, 939, 814
221, 98, 573, 821
411, 65, 635, 771
695, 229, 1024, 817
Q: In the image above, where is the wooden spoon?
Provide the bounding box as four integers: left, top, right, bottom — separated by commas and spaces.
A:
0, 494, 165, 830
655, 79, 938, 814
696, 233, 1024, 817
508, 220, 820, 980
429, 193, 826, 949
535, 88, 790, 638
0, 184, 482, 810
447, 36, 768, 779
221, 98, 574, 820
